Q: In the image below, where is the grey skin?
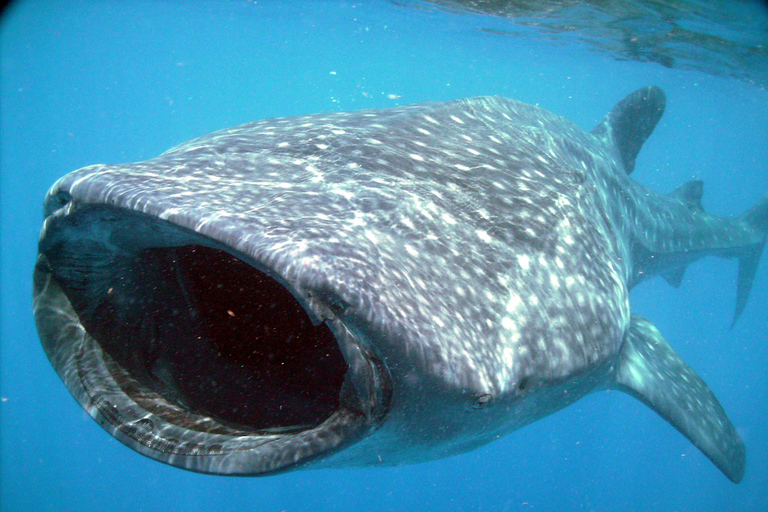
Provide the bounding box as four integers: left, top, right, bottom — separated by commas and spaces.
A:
34, 87, 766, 482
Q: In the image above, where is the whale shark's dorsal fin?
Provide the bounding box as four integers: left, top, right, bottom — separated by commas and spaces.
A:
591, 86, 666, 174
658, 180, 707, 288
612, 315, 745, 483
668, 179, 705, 213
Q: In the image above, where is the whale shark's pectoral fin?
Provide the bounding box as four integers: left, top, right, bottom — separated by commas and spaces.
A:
611, 314, 745, 483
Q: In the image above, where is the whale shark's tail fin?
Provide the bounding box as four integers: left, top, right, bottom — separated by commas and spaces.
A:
661, 186, 766, 326
733, 195, 768, 326
612, 315, 745, 483
595, 87, 765, 325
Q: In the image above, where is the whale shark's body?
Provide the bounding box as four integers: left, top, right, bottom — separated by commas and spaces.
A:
34, 87, 766, 482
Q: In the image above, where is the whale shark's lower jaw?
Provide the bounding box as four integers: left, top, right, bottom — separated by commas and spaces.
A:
33, 203, 391, 475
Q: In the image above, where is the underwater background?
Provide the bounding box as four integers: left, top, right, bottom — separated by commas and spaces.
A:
1, 1, 767, 511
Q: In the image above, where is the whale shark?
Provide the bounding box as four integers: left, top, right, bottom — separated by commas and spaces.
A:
34, 86, 766, 482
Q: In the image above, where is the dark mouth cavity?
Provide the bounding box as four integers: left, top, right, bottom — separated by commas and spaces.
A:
46, 218, 349, 434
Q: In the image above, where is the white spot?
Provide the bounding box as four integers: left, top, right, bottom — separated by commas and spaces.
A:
503, 347, 514, 367
477, 230, 492, 243
517, 254, 530, 270
409, 153, 425, 162
405, 244, 419, 257
506, 293, 522, 313
349, 213, 366, 227
331, 188, 354, 199
441, 213, 457, 225
449, 115, 464, 124
628, 364, 646, 388
502, 317, 515, 330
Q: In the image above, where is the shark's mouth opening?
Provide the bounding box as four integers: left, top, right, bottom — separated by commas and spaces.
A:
75, 243, 348, 432
33, 204, 389, 474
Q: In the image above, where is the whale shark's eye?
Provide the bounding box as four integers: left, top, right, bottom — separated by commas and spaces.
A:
54, 191, 72, 206
472, 393, 493, 409
43, 190, 72, 216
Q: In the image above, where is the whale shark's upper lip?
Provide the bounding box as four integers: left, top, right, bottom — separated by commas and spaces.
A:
33, 198, 392, 475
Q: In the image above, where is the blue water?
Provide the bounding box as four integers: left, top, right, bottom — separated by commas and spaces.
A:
1, 1, 767, 511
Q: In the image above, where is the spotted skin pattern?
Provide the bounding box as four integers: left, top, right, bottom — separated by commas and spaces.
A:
34, 87, 765, 480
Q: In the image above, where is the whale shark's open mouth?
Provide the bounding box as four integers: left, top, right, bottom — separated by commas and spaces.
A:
33, 204, 390, 475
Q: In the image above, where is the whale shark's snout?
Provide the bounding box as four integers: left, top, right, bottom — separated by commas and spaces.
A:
35, 200, 392, 475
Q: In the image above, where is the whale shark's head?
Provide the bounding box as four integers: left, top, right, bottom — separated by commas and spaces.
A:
34, 96, 641, 474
